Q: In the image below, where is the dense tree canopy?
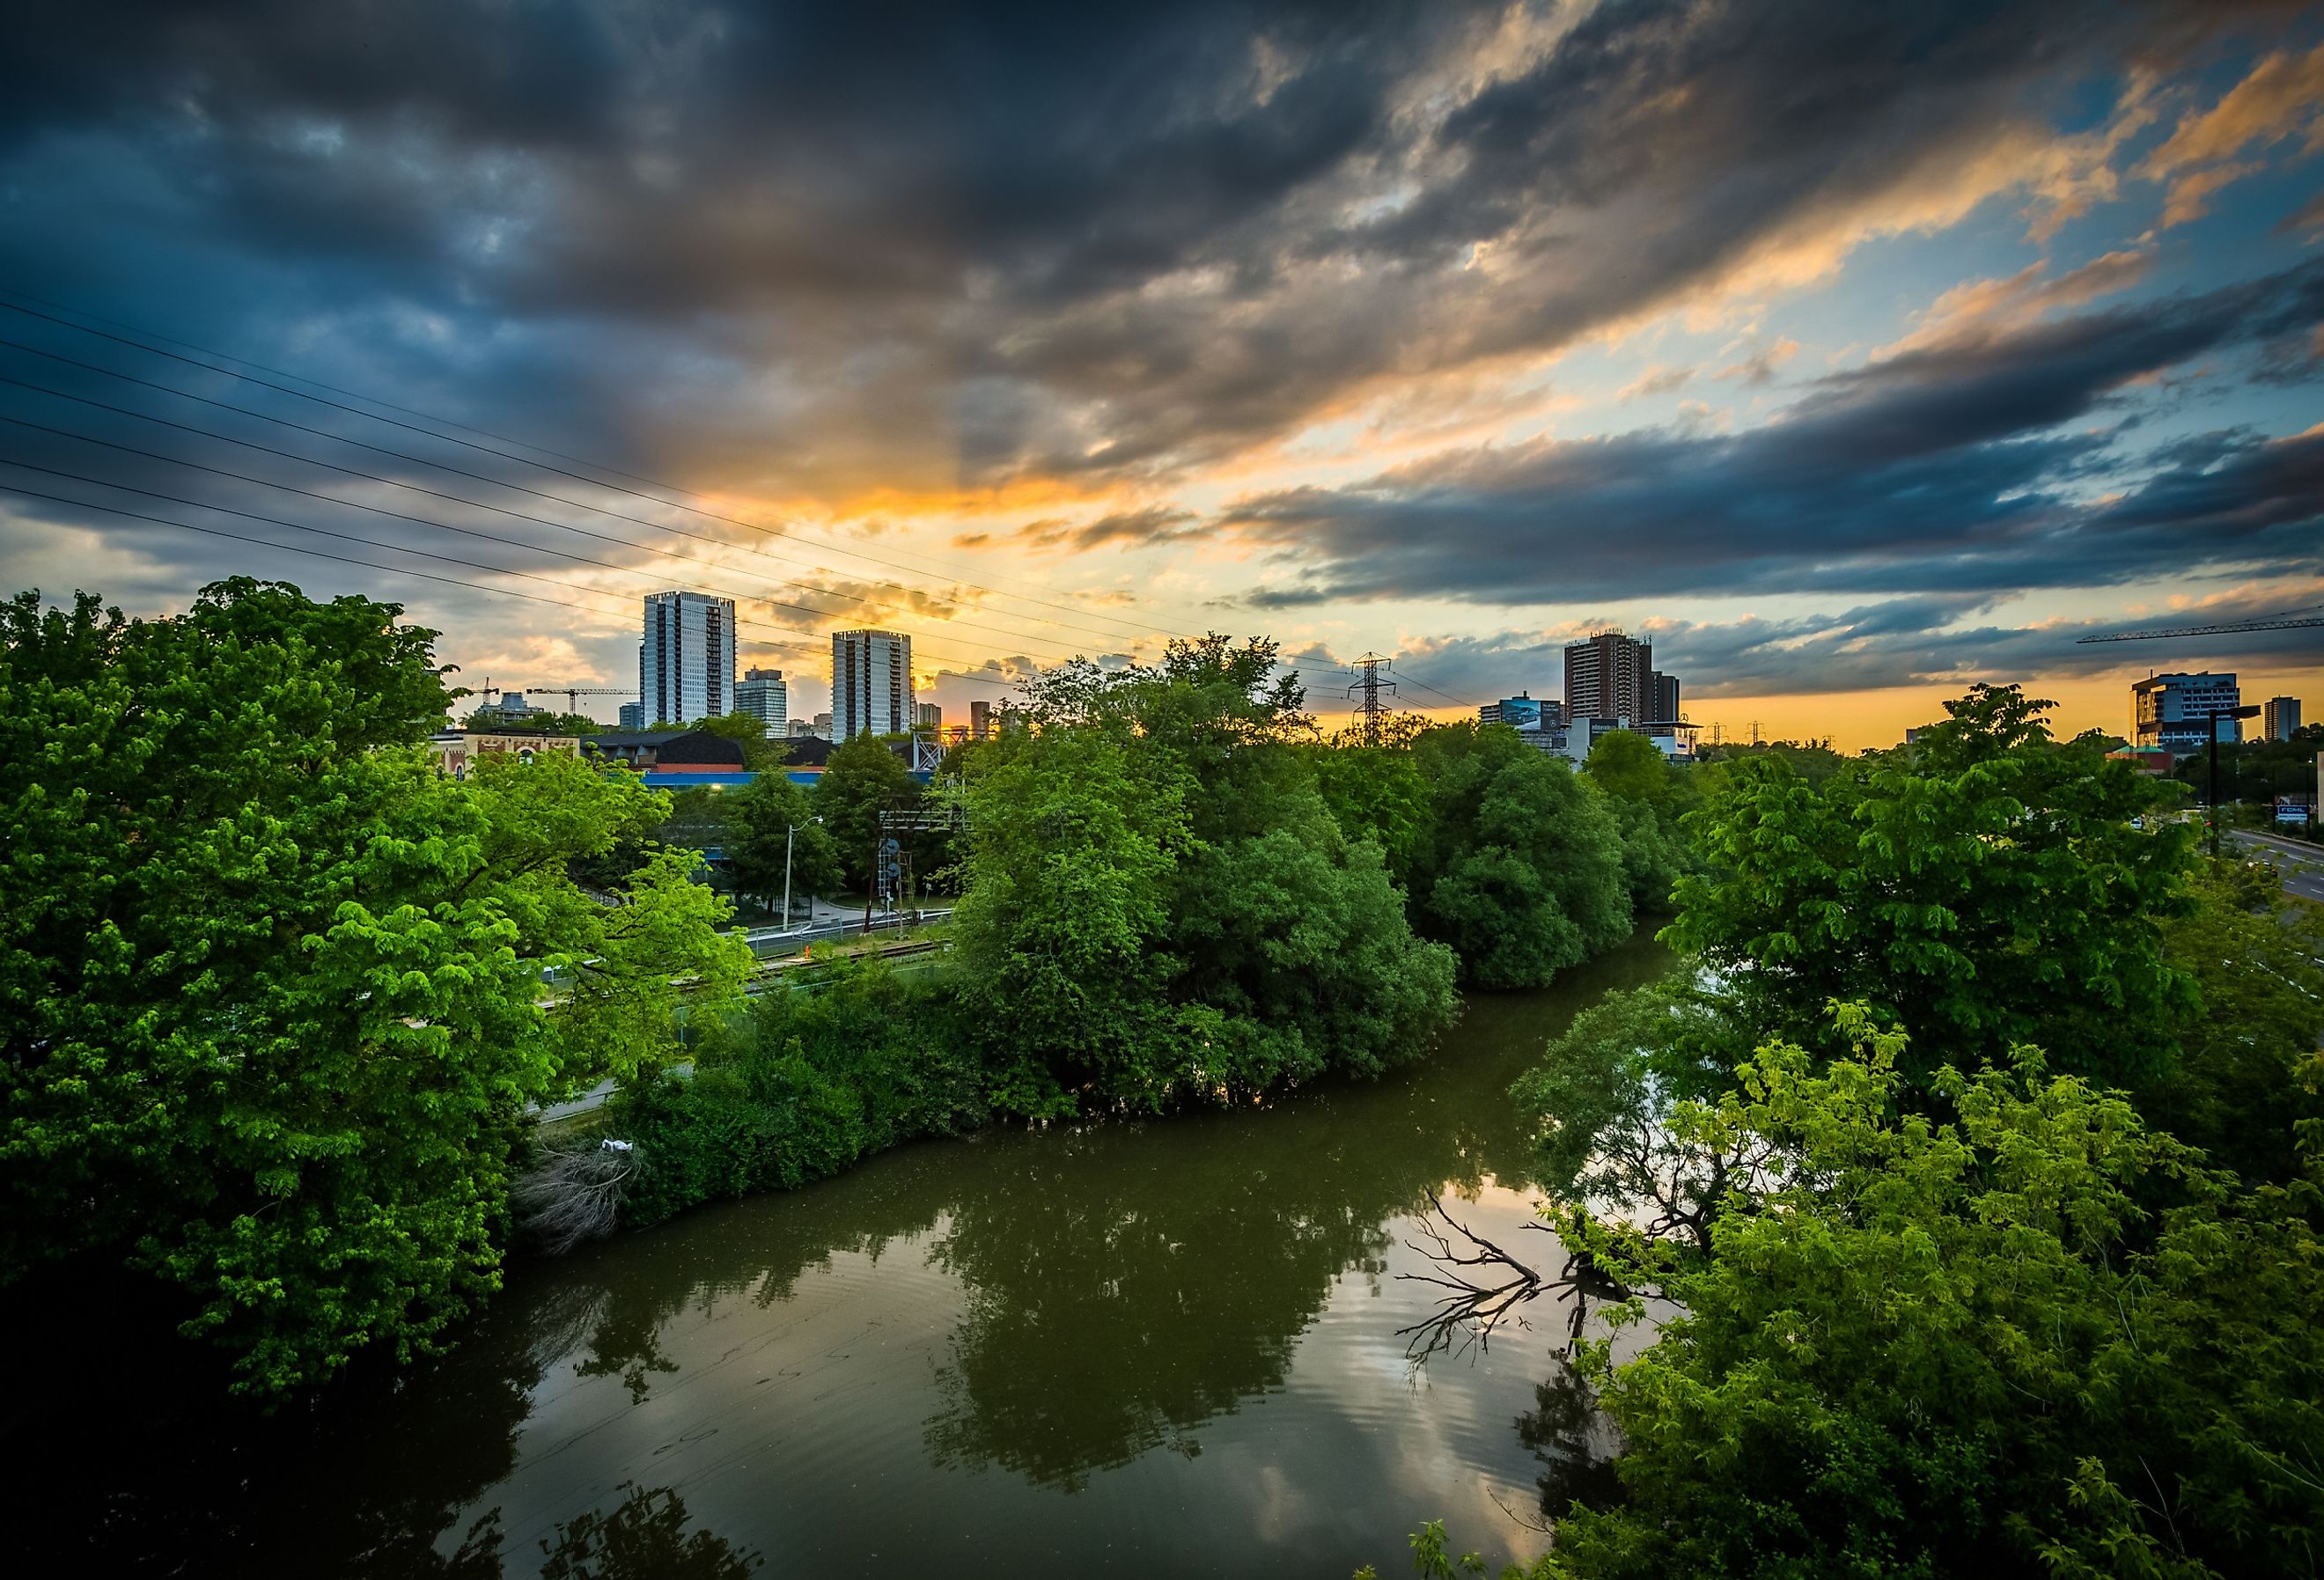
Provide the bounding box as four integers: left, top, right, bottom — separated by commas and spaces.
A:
815, 733, 922, 893
1535, 1025, 2324, 1580
0, 581, 747, 1393
1405, 723, 1632, 989
952, 636, 1458, 1113
1666, 685, 2195, 1086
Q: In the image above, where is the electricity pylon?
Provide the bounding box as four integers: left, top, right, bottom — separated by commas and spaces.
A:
1346, 654, 1396, 746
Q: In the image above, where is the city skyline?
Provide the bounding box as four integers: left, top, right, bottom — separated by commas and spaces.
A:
1, 4, 2319, 749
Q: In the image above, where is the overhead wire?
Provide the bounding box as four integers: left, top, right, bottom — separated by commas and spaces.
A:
0, 283, 1382, 672
0, 297, 1223, 653
0, 288, 1441, 692
0, 459, 1024, 684
0, 343, 1114, 663
0, 385, 1103, 669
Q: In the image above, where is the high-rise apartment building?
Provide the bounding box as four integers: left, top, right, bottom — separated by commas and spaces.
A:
969, 699, 993, 740
2133, 672, 2242, 752
736, 667, 789, 736
617, 701, 645, 731
1564, 631, 1656, 721
916, 702, 943, 733
640, 592, 735, 725
830, 629, 916, 739
1647, 670, 1680, 724
2264, 695, 2303, 741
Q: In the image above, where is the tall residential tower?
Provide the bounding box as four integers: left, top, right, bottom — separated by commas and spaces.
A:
831, 629, 915, 739
1564, 630, 1655, 721
640, 592, 736, 725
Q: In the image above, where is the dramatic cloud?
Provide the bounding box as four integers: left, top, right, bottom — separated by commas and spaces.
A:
1, 1, 2318, 740
1228, 261, 2324, 605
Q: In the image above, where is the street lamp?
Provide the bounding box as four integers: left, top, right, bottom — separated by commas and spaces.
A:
783, 816, 823, 928
2203, 704, 2262, 857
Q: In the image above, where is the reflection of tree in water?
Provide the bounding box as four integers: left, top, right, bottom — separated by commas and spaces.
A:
536, 1482, 761, 1579
420, 1483, 760, 1580
915, 1074, 1541, 1491
1514, 1360, 1624, 1527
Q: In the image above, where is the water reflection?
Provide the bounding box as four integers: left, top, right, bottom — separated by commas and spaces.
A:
3, 938, 1669, 1576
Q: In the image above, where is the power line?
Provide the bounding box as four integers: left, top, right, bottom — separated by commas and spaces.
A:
0, 459, 1026, 685
0, 347, 1111, 665
0, 297, 1210, 652
0, 290, 1422, 692
0, 390, 1104, 670
0, 481, 625, 624
0, 290, 1367, 680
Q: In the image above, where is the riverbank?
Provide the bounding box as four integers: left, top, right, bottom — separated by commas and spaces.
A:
3, 937, 1672, 1577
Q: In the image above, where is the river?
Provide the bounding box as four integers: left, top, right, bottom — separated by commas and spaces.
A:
7, 938, 1667, 1577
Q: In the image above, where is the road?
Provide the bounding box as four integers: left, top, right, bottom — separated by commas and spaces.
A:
2228, 827, 2324, 903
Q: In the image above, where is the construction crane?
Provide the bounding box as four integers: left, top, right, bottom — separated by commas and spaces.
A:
2075, 608, 2324, 643
478, 680, 636, 713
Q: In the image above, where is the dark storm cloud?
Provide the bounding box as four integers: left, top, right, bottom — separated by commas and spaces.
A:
1229, 261, 2324, 606
1361, 580, 2321, 707
0, 0, 2274, 492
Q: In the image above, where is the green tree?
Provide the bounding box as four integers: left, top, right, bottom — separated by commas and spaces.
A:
721, 772, 841, 915
1406, 723, 1631, 988
685, 710, 790, 772
1584, 730, 1698, 916
815, 733, 920, 892
1305, 738, 1433, 886
1526, 1022, 2324, 1580
2139, 855, 2324, 1187
461, 708, 602, 735
952, 636, 1457, 1112
0, 581, 747, 1394
1666, 684, 2196, 1086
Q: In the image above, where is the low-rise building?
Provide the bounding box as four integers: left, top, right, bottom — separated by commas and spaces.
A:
428, 729, 580, 778
581, 729, 746, 774
2106, 746, 2176, 776
1480, 693, 1563, 730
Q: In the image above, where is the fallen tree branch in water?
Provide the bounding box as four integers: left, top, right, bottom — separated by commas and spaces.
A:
1395, 1194, 1630, 1365
512, 1138, 638, 1253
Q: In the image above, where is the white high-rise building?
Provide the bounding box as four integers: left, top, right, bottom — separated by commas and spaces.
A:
831, 629, 915, 739
736, 667, 789, 736
640, 592, 735, 725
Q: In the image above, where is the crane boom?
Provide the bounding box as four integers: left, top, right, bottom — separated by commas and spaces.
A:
2074, 615, 2324, 643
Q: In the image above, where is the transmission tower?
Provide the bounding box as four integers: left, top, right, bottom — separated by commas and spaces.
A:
1346, 654, 1397, 746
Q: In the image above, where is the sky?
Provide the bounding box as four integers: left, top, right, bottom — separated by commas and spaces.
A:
1, 0, 2319, 747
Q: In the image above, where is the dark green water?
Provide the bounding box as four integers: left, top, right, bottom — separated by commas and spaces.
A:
5, 939, 1666, 1577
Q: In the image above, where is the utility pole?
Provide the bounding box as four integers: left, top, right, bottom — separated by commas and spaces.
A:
2204, 704, 2262, 857
1345, 653, 1397, 746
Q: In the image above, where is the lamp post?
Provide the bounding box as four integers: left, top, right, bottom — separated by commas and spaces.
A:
783, 816, 823, 927
2203, 704, 2262, 857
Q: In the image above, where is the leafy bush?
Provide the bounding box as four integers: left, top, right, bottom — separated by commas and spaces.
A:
613, 959, 989, 1225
